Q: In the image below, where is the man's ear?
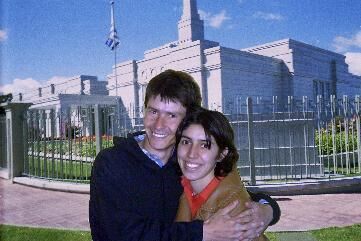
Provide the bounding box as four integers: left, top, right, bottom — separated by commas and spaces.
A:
217, 148, 229, 162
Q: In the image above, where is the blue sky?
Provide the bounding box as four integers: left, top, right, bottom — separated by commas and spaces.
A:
1, 0, 361, 94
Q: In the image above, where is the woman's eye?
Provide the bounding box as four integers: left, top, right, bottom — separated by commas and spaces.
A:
201, 143, 210, 149
181, 139, 189, 145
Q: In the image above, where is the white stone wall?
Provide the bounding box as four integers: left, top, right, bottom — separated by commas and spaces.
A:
289, 41, 340, 99
215, 47, 288, 112
83, 79, 108, 95
109, 40, 220, 113
108, 36, 360, 115
243, 39, 360, 101
108, 60, 139, 113
338, 74, 361, 96
243, 39, 295, 73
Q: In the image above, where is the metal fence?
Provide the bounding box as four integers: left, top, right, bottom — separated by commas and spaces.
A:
23, 104, 144, 182
315, 95, 361, 176
225, 96, 360, 183
227, 97, 318, 184
21, 95, 361, 184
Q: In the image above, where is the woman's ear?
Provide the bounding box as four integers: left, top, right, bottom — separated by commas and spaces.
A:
217, 148, 229, 162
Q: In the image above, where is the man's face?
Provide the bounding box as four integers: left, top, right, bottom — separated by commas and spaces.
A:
143, 95, 186, 162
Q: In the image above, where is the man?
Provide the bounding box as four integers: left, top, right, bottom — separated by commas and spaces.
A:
89, 69, 280, 241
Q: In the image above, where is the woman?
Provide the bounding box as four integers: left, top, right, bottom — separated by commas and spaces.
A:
175, 107, 269, 241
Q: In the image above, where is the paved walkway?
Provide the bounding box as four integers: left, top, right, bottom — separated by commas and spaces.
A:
1, 178, 361, 232
0, 179, 89, 230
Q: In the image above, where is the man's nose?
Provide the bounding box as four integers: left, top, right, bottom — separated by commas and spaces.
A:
154, 115, 165, 129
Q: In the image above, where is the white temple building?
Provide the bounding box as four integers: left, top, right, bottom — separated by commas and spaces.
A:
10, 75, 120, 138
12, 75, 117, 110
107, 0, 360, 114
13, 0, 361, 114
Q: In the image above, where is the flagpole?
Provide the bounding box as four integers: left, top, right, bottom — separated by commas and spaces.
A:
106, 0, 120, 96
114, 44, 118, 96
111, 1, 118, 96
105, 0, 121, 134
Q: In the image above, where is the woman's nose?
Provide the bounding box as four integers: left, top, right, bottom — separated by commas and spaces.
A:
187, 144, 198, 158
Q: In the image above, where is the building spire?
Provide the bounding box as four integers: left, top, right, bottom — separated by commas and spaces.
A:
178, 0, 204, 43
182, 0, 198, 19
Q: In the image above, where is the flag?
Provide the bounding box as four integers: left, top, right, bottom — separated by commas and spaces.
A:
106, 1, 120, 50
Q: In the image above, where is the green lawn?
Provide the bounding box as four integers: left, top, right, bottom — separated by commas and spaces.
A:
1, 224, 361, 241
0, 225, 91, 241
266, 224, 361, 241
311, 224, 361, 241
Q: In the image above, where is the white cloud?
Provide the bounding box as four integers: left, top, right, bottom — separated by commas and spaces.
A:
253, 11, 284, 21
198, 10, 210, 21
345, 52, 361, 76
332, 31, 361, 52
0, 29, 8, 42
0, 76, 73, 95
0, 78, 42, 94
199, 9, 231, 29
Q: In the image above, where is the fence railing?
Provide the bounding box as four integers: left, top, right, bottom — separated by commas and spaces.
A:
18, 95, 361, 184
315, 95, 361, 176
229, 98, 319, 184
22, 104, 143, 182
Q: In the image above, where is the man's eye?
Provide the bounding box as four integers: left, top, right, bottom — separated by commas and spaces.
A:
169, 113, 176, 118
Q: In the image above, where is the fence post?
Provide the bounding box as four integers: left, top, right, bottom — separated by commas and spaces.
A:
330, 95, 337, 174
356, 95, 361, 173
50, 109, 56, 178
302, 96, 309, 177
343, 95, 350, 174
115, 97, 122, 136
1, 102, 32, 180
41, 109, 47, 177
288, 96, 294, 178
247, 97, 256, 185
316, 95, 324, 176
94, 104, 103, 155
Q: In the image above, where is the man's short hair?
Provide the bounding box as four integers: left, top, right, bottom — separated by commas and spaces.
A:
144, 69, 202, 110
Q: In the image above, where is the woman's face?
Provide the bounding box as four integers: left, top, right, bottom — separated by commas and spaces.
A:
177, 124, 221, 189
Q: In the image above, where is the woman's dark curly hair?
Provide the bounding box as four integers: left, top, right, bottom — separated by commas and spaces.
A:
176, 106, 239, 177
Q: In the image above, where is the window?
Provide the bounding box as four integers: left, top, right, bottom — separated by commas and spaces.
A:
313, 80, 318, 102
320, 82, 325, 99
325, 83, 331, 101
